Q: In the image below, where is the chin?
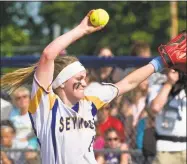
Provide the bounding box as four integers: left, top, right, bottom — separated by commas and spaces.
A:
76, 94, 85, 100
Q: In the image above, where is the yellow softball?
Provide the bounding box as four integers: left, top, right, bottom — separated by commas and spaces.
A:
89, 9, 109, 27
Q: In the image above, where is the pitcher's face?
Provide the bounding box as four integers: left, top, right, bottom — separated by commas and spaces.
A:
64, 70, 87, 100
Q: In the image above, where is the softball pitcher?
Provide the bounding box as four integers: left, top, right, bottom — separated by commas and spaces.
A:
1, 10, 185, 164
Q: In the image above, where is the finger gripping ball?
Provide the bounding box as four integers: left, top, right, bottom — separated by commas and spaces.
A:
90, 9, 109, 26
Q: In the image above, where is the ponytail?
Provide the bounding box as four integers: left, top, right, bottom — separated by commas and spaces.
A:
1, 55, 78, 94
1, 64, 37, 94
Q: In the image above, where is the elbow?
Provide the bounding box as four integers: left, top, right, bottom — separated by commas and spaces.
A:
42, 47, 55, 61
150, 102, 162, 114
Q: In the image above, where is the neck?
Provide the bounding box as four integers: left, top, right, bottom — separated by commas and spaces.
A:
62, 97, 77, 107
57, 90, 79, 107
100, 67, 113, 79
20, 108, 28, 115
5, 144, 13, 148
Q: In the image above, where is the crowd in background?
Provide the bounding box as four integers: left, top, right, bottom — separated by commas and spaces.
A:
1, 41, 186, 164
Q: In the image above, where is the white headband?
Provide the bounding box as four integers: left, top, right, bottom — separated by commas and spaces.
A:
52, 61, 86, 89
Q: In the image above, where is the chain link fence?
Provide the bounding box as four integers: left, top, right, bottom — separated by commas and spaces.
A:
1, 148, 148, 164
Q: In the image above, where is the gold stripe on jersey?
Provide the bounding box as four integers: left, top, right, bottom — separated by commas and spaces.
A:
49, 93, 57, 110
84, 96, 106, 110
29, 87, 43, 114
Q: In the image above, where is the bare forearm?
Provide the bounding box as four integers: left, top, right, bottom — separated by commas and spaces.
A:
1, 152, 13, 164
43, 25, 85, 59
151, 82, 173, 113
2, 159, 13, 164
116, 64, 155, 96
120, 156, 128, 164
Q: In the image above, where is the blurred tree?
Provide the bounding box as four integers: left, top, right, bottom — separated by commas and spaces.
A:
1, 1, 186, 56
1, 2, 30, 56
1, 2, 45, 55
39, 1, 186, 56
1, 25, 29, 56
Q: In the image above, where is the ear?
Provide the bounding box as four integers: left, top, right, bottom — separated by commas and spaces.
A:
60, 84, 65, 88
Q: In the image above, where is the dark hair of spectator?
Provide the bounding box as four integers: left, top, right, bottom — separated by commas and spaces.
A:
169, 71, 187, 98
95, 46, 113, 56
130, 41, 150, 56
104, 128, 119, 139
86, 69, 100, 84
1, 120, 16, 133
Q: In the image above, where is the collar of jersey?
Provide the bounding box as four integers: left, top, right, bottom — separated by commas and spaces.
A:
56, 96, 81, 116
63, 101, 80, 115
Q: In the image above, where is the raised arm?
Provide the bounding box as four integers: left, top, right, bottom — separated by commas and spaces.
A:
150, 69, 179, 113
115, 63, 155, 96
115, 30, 186, 97
36, 10, 103, 90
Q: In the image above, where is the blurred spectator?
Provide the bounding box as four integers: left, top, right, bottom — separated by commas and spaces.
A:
108, 99, 120, 117
1, 90, 11, 101
97, 128, 130, 164
127, 40, 166, 162
129, 79, 149, 127
97, 104, 125, 142
0, 120, 40, 164
117, 95, 136, 149
130, 41, 151, 58
94, 127, 105, 164
1, 89, 13, 121
1, 120, 25, 164
128, 41, 167, 86
10, 87, 38, 150
24, 151, 41, 164
98, 47, 114, 82
86, 68, 99, 85
1, 98, 13, 121
142, 114, 156, 164
9, 87, 30, 120
121, 41, 152, 77
93, 126, 105, 151
150, 69, 186, 164
96, 47, 127, 83
117, 79, 149, 150
136, 110, 147, 150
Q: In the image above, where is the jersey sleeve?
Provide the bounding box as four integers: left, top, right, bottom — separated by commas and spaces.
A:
28, 73, 56, 135
84, 82, 119, 110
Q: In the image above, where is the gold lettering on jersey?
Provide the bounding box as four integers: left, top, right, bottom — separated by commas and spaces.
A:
59, 116, 95, 132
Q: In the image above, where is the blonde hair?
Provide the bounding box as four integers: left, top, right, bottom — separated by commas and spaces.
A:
1, 55, 78, 94
10, 87, 30, 100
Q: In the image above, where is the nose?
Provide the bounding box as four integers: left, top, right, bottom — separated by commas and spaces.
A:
81, 79, 87, 87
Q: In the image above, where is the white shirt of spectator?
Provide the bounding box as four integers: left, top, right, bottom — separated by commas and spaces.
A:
28, 74, 118, 164
1, 98, 13, 120
148, 85, 186, 151
11, 113, 33, 148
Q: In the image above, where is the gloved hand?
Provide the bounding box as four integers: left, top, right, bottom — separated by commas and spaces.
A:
158, 31, 186, 73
